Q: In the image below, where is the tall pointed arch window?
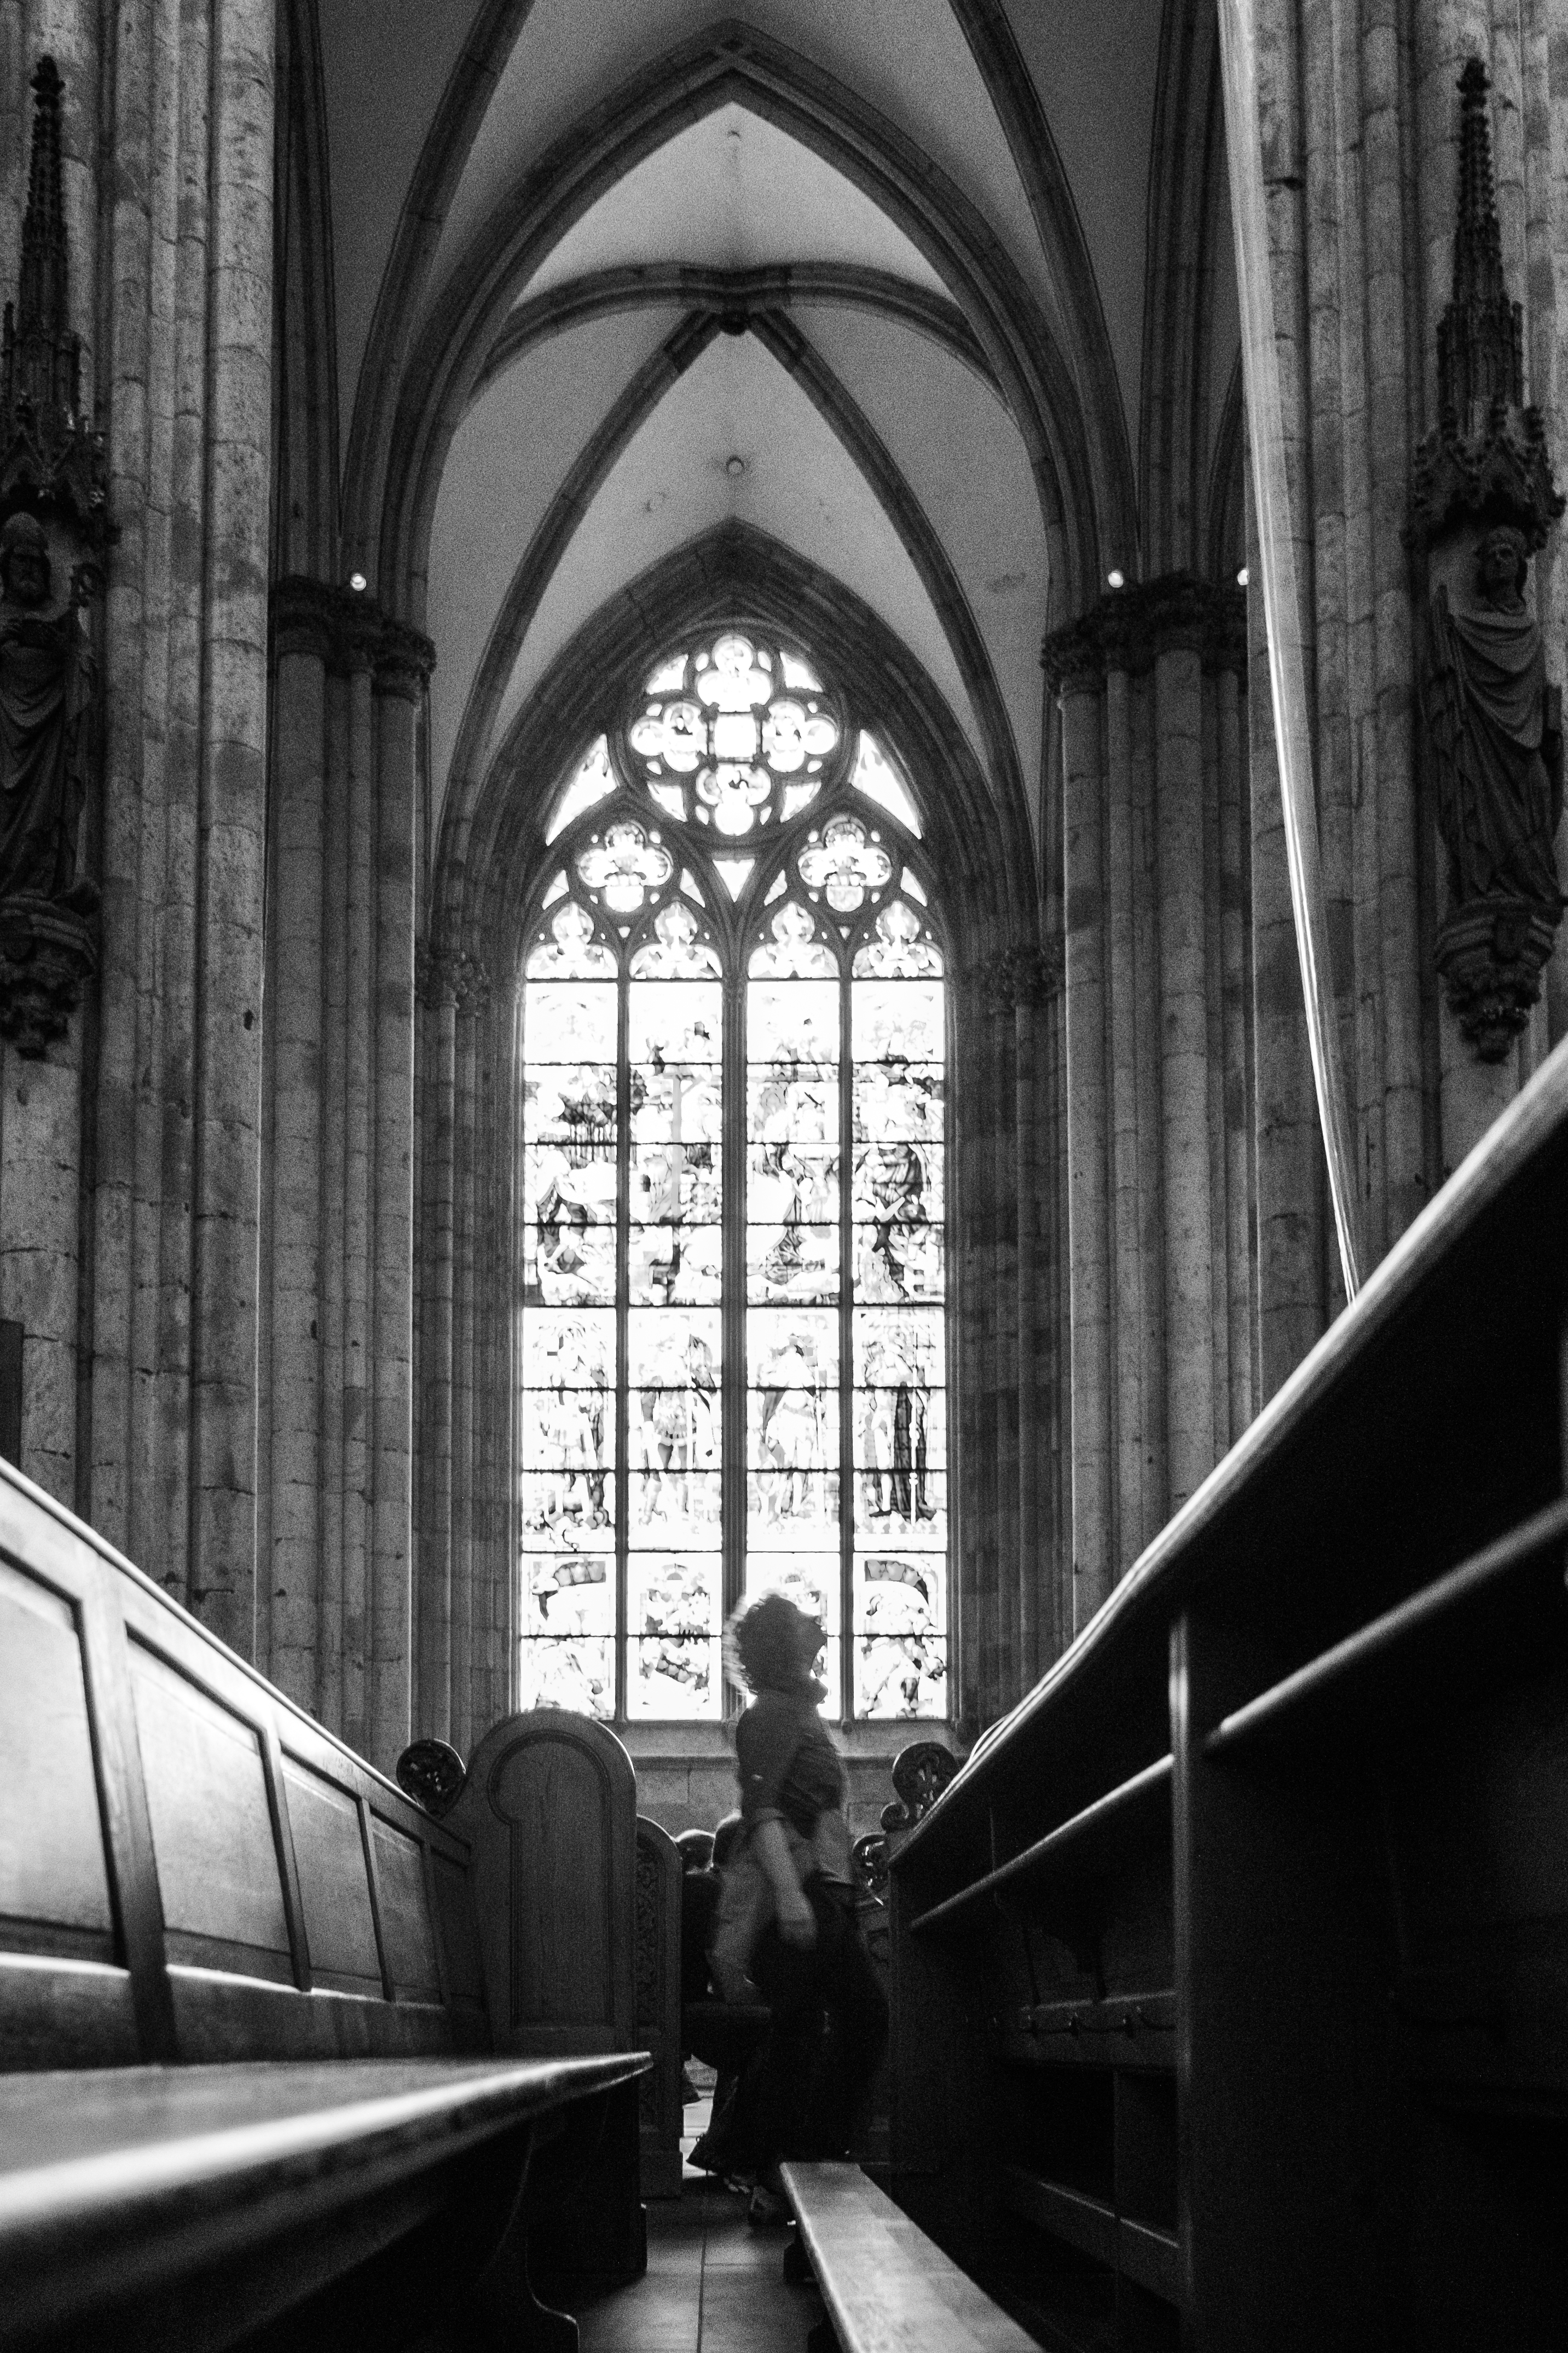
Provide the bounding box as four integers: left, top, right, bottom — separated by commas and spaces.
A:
518, 633, 947, 1724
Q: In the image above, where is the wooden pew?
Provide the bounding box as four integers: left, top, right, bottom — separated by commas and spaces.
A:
0, 1463, 648, 2350
444, 1710, 685, 2263
888, 1045, 1568, 2351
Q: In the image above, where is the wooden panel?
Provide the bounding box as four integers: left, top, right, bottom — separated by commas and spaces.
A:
633, 1816, 683, 2198
369, 1815, 441, 1999
0, 1559, 114, 1953
430, 1853, 484, 2005
129, 1642, 292, 1974
165, 1968, 468, 2061
0, 1951, 139, 2070
281, 1758, 381, 1991
449, 1712, 635, 2055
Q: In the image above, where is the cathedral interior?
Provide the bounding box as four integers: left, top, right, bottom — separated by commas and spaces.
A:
2, 2, 1568, 2348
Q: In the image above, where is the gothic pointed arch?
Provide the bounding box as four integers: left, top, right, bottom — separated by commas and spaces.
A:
438, 313, 1029, 859
354, 19, 1116, 619
416, 535, 1037, 1738
435, 520, 1034, 978
471, 264, 1002, 407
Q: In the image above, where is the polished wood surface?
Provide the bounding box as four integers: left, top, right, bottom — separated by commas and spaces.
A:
781, 2162, 1039, 2353
634, 1814, 684, 2199
889, 1041, 1568, 2349
449, 1712, 636, 2057
0, 1460, 487, 2069
0, 1464, 656, 2348
0, 2052, 648, 2350
447, 1710, 648, 2278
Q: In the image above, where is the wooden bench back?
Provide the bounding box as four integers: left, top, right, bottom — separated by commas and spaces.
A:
447, 1709, 637, 2056
447, 1711, 685, 2193
0, 1463, 488, 2070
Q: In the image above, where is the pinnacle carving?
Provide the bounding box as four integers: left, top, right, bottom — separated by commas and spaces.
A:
1409, 60, 1563, 552
0, 59, 112, 549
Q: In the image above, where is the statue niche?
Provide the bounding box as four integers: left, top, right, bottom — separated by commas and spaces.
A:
0, 513, 94, 906
0, 56, 112, 1059
1422, 524, 1564, 1053
1411, 62, 1567, 1060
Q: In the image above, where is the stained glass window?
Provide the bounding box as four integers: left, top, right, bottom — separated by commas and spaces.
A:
521, 634, 949, 1722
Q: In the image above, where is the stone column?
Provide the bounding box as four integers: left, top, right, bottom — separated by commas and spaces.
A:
0, 1049, 81, 1502
1246, 520, 1329, 1399
1053, 656, 1113, 1632
262, 594, 327, 1709
1045, 574, 1254, 1595
1226, 0, 1568, 1277
1154, 622, 1217, 1510
367, 637, 425, 1770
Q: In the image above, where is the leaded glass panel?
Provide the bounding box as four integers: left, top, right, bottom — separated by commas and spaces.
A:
518, 641, 948, 1721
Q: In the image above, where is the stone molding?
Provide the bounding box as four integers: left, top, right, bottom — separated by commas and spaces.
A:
1434, 898, 1558, 1062
1041, 572, 1246, 691
270, 573, 435, 690
0, 892, 96, 1055
415, 938, 492, 1014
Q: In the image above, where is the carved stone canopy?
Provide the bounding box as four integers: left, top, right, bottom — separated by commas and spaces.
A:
1409, 61, 1564, 557
0, 59, 113, 552
0, 60, 108, 1062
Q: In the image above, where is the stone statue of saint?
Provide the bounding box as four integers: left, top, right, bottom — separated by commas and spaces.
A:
0, 511, 95, 911
1425, 523, 1565, 914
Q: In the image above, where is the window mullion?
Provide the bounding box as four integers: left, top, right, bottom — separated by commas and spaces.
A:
840, 944, 854, 1725
722, 958, 747, 1712
615, 955, 630, 1722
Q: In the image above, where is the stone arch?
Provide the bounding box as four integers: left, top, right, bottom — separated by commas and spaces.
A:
437, 312, 1031, 867
415, 523, 1044, 1746
471, 264, 1002, 407
354, 19, 1122, 621
436, 519, 1034, 983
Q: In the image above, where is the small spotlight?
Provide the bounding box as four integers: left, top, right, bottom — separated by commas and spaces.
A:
726, 455, 746, 478
1236, 566, 1249, 588
349, 572, 367, 593
1106, 568, 1125, 590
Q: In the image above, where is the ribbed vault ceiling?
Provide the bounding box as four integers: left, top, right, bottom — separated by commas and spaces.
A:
315, 0, 1218, 855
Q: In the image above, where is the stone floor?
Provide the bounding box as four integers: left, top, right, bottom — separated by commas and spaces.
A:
552, 2173, 819, 2353
545, 2102, 824, 2353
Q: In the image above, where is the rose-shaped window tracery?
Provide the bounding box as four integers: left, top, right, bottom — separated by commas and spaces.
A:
624, 633, 844, 834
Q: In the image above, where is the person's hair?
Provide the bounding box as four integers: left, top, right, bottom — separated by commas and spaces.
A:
675, 1827, 714, 1874
724, 1589, 820, 1695
711, 1810, 745, 1870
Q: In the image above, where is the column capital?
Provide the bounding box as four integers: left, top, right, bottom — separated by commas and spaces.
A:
269, 575, 436, 688
1042, 573, 1246, 690
416, 937, 493, 1014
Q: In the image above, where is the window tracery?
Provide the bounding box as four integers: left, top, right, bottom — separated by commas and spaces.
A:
519, 631, 948, 1724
